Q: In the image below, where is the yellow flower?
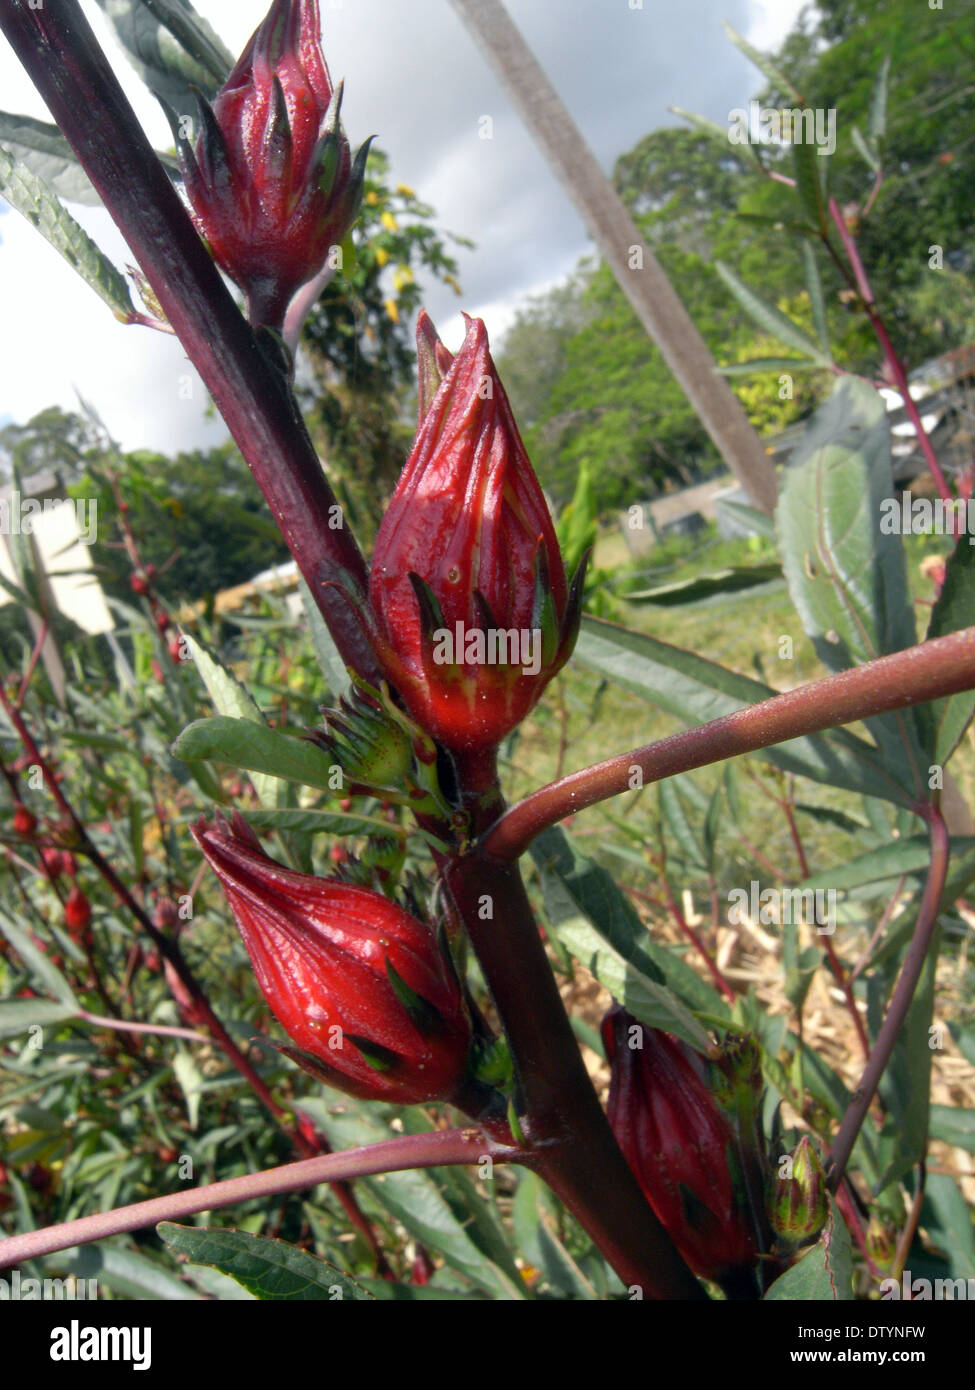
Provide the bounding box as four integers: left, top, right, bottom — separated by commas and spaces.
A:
380, 211, 398, 232
384, 297, 400, 324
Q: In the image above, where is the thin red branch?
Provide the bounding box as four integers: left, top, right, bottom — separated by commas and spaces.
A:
827, 809, 949, 1188
484, 626, 975, 859
827, 195, 952, 504
0, 1129, 521, 1269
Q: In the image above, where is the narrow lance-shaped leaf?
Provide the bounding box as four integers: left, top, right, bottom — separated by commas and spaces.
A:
869, 55, 891, 145
0, 147, 136, 321
94, 0, 231, 109
722, 20, 804, 102
0, 112, 99, 203
802, 241, 829, 353
916, 539, 975, 765
172, 715, 341, 792
182, 633, 286, 810
158, 1224, 374, 1301
793, 137, 828, 237
715, 260, 830, 366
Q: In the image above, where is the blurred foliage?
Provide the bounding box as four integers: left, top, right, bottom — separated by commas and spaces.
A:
498, 0, 975, 514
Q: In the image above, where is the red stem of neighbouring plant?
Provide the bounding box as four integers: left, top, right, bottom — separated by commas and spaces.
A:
0, 1129, 522, 1270
891, 1162, 926, 1286
821, 936, 870, 1059
483, 626, 975, 859
781, 794, 810, 879
649, 856, 736, 1005
76, 1011, 209, 1045
15, 619, 48, 710
827, 195, 953, 505
826, 808, 949, 1189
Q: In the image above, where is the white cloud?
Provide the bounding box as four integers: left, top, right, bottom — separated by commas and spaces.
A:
0, 0, 809, 456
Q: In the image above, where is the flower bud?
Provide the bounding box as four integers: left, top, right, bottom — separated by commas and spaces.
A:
192, 811, 471, 1103
768, 1135, 828, 1243
601, 1006, 759, 1283
368, 314, 584, 757
865, 1214, 898, 1270
12, 803, 36, 838
172, 0, 370, 329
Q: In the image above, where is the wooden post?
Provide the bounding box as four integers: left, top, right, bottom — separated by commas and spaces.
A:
448, 0, 778, 514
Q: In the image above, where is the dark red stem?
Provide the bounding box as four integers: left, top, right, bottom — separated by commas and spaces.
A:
443, 849, 705, 1299
0, 0, 379, 682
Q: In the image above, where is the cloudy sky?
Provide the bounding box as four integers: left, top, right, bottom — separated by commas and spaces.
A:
0, 0, 806, 454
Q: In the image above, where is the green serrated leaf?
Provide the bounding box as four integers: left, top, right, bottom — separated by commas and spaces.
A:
0, 911, 79, 1009
158, 1224, 373, 1300
625, 564, 782, 605
96, 0, 231, 109
718, 357, 825, 376
928, 1105, 975, 1155
299, 1100, 525, 1299
297, 575, 349, 697
530, 826, 723, 1047
658, 779, 706, 871
851, 124, 881, 175
0, 999, 78, 1039
666, 106, 733, 143
0, 112, 99, 204
793, 138, 828, 235
0, 148, 135, 320
868, 56, 891, 146
799, 835, 973, 893
802, 241, 829, 352
182, 632, 285, 810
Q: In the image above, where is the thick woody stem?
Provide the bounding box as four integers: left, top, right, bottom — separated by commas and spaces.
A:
443, 846, 706, 1299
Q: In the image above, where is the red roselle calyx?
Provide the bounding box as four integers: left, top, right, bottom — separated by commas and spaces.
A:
12, 803, 37, 837
64, 886, 92, 935
172, 0, 370, 331
601, 1006, 759, 1284
192, 812, 472, 1103
368, 313, 584, 761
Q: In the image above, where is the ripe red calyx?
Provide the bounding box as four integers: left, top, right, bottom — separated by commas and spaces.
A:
192, 811, 472, 1104
368, 313, 584, 757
